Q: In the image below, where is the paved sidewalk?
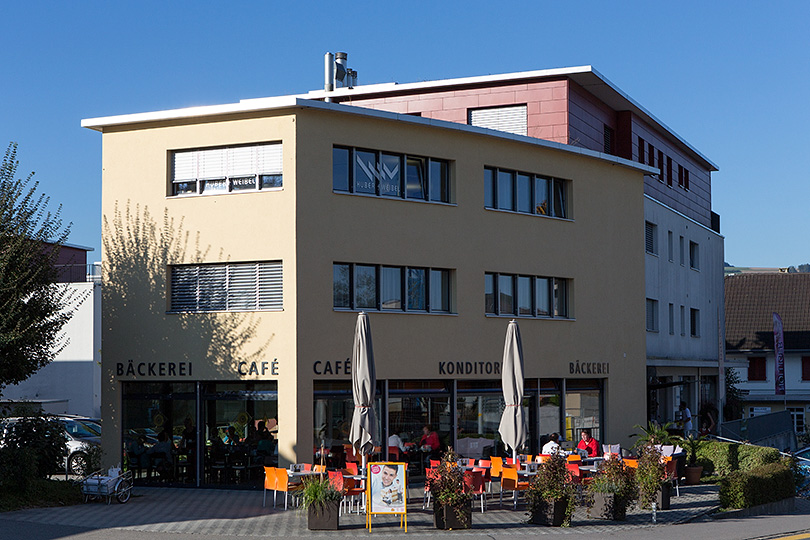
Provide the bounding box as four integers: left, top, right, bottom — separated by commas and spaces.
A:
0, 483, 719, 537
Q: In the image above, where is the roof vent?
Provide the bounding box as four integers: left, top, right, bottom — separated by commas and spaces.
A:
324, 52, 358, 101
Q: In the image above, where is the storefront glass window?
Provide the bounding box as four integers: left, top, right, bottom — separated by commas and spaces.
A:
313, 381, 383, 467
564, 379, 602, 443
201, 382, 278, 488
121, 382, 196, 486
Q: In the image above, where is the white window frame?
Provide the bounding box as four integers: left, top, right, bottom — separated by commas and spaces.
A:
170, 143, 283, 197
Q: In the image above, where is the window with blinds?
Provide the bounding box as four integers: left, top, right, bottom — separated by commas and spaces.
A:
469, 105, 528, 136
646, 299, 659, 332
171, 143, 282, 196
645, 221, 657, 255
170, 261, 283, 312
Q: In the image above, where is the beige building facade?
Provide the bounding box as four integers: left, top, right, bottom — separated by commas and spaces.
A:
85, 96, 648, 487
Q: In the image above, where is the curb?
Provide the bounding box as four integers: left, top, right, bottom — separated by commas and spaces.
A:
711, 497, 795, 520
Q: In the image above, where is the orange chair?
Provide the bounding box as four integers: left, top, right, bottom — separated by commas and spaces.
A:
466, 468, 487, 512
345, 462, 359, 475
490, 456, 504, 493
388, 446, 401, 461
500, 466, 529, 509
327, 471, 345, 515
274, 468, 303, 510
566, 454, 582, 463
623, 458, 639, 469
262, 466, 277, 507
313, 464, 326, 473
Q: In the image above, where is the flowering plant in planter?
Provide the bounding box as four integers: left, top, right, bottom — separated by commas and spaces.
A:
587, 455, 637, 520
526, 453, 577, 527
636, 442, 667, 510
425, 450, 474, 529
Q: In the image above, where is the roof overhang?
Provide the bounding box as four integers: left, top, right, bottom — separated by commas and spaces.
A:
82, 98, 654, 175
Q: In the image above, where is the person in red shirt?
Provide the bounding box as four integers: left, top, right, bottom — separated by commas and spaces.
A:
576, 429, 599, 457
420, 425, 440, 452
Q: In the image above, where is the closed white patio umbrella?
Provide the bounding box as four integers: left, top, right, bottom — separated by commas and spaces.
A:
349, 312, 377, 470
498, 320, 527, 462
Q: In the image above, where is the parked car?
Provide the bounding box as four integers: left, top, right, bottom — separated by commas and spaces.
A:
0, 415, 101, 475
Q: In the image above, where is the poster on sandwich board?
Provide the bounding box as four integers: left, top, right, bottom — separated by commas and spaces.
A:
366, 462, 407, 531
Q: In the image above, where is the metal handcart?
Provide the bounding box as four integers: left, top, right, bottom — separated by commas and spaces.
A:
80, 468, 133, 504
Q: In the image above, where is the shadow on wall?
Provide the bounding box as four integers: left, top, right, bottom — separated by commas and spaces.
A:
102, 201, 268, 385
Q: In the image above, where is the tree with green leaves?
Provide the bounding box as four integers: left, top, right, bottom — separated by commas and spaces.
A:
0, 142, 76, 393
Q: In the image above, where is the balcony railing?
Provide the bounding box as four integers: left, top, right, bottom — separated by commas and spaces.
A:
55, 263, 101, 284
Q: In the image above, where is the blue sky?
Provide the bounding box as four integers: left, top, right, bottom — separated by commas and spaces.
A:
2, 1, 808, 267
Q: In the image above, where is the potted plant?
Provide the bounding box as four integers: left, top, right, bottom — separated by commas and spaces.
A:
680, 434, 705, 485
636, 443, 670, 510
425, 450, 473, 530
526, 453, 577, 527
631, 421, 678, 446
587, 455, 637, 520
300, 474, 342, 530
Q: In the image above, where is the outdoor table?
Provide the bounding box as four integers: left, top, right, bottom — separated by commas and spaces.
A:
517, 470, 537, 477
581, 457, 604, 465
578, 465, 599, 475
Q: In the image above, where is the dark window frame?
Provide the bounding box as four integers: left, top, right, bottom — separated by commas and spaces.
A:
484, 166, 568, 219
333, 262, 453, 314
485, 271, 571, 319
748, 356, 767, 381
333, 145, 451, 203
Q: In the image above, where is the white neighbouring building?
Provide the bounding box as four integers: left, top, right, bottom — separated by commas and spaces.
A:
1, 244, 102, 418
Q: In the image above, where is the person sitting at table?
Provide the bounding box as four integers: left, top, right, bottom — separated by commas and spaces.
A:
419, 425, 440, 454
224, 425, 239, 445
541, 432, 568, 455
576, 429, 599, 457
257, 430, 276, 465
147, 430, 174, 480
388, 432, 408, 453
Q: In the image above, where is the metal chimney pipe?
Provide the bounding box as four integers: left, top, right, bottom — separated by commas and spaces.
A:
335, 52, 348, 87
348, 69, 357, 88
324, 53, 334, 100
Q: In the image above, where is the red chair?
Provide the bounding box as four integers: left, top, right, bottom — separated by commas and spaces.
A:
302, 463, 312, 471
343, 477, 365, 514
477, 459, 493, 492
664, 457, 680, 497
566, 462, 583, 485
388, 446, 401, 461
466, 468, 487, 512
429, 459, 440, 468
345, 462, 358, 475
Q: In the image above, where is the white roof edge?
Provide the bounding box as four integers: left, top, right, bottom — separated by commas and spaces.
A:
63, 242, 95, 251
80, 64, 717, 171
81, 95, 303, 131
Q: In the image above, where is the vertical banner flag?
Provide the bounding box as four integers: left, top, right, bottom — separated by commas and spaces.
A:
773, 312, 786, 396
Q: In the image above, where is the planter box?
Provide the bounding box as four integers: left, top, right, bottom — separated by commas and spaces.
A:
684, 465, 703, 486
307, 500, 340, 530
433, 503, 472, 530
590, 492, 627, 521
656, 483, 671, 510
530, 498, 569, 527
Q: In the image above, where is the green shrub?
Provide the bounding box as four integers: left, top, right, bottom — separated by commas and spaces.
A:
1, 415, 67, 478
696, 441, 737, 476
0, 446, 38, 493
719, 462, 794, 509
737, 444, 780, 472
